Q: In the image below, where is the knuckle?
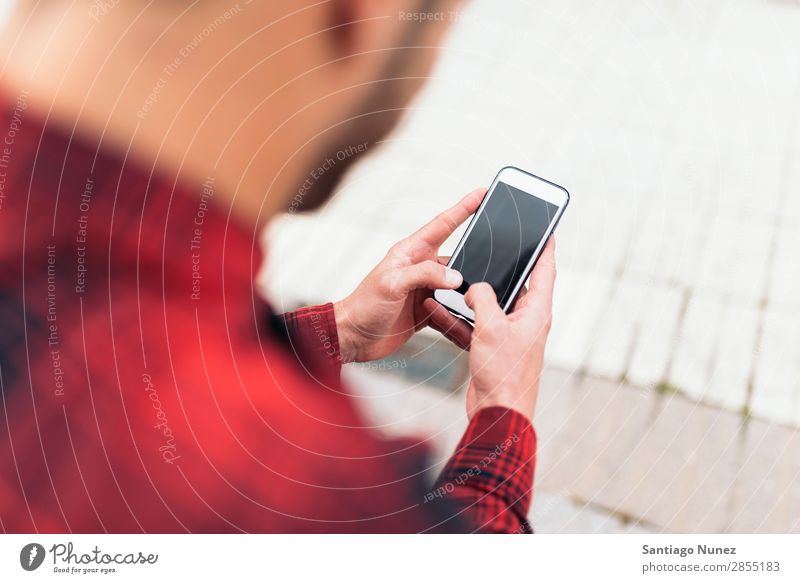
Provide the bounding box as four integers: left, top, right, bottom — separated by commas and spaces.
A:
438, 211, 458, 232
482, 318, 504, 338
472, 282, 491, 295
419, 260, 439, 281
387, 241, 401, 255
474, 324, 495, 343
389, 239, 410, 257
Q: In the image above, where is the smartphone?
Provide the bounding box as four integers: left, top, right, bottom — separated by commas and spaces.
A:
434, 166, 569, 322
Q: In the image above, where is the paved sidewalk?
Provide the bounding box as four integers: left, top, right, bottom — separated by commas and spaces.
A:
266, 0, 800, 430
345, 359, 799, 533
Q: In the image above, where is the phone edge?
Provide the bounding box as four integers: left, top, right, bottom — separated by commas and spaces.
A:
433, 166, 570, 322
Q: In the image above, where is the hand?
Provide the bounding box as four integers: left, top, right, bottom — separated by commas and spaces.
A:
333, 188, 486, 363
463, 237, 557, 422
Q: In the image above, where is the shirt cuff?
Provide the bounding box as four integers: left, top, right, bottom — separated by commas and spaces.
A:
436, 406, 536, 532
278, 303, 343, 379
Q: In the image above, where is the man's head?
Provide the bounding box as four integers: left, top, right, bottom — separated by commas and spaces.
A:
1, 0, 461, 224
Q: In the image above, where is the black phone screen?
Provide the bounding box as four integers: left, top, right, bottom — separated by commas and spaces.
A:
451, 181, 558, 306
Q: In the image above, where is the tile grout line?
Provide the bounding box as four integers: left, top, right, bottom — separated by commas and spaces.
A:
743, 64, 800, 421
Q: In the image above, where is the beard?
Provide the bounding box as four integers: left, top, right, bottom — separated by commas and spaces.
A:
289, 0, 442, 213
287, 104, 403, 214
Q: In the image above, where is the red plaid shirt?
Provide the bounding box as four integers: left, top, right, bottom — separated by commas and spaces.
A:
0, 95, 535, 533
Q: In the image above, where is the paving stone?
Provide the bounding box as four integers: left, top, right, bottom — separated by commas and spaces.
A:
559, 198, 637, 273
619, 396, 743, 534
670, 295, 725, 400
539, 373, 798, 534
534, 376, 656, 518
716, 149, 783, 221
588, 279, 652, 380
626, 286, 684, 388
670, 296, 759, 412
705, 302, 760, 412
694, 215, 772, 303
727, 419, 800, 534
622, 209, 703, 285
769, 225, 800, 309
751, 309, 800, 427
536, 374, 756, 534
785, 151, 800, 226
546, 269, 614, 373
705, 1, 800, 91
532, 490, 656, 534
652, 139, 722, 228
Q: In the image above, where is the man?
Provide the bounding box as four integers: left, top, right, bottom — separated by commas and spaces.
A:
0, 0, 556, 532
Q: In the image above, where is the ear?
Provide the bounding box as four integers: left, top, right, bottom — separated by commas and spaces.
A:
326, 0, 400, 58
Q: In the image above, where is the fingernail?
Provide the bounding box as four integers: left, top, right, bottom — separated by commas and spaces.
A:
445, 268, 462, 286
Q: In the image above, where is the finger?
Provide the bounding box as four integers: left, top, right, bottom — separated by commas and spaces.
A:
509, 284, 528, 312
422, 298, 472, 350
520, 236, 557, 319
396, 260, 462, 293
410, 188, 486, 248
464, 282, 504, 329
437, 255, 451, 265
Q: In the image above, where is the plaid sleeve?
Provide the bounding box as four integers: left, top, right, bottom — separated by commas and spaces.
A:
279, 303, 343, 378
434, 406, 535, 533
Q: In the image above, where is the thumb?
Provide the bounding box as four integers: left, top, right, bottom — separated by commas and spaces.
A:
465, 283, 504, 328
396, 260, 462, 293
